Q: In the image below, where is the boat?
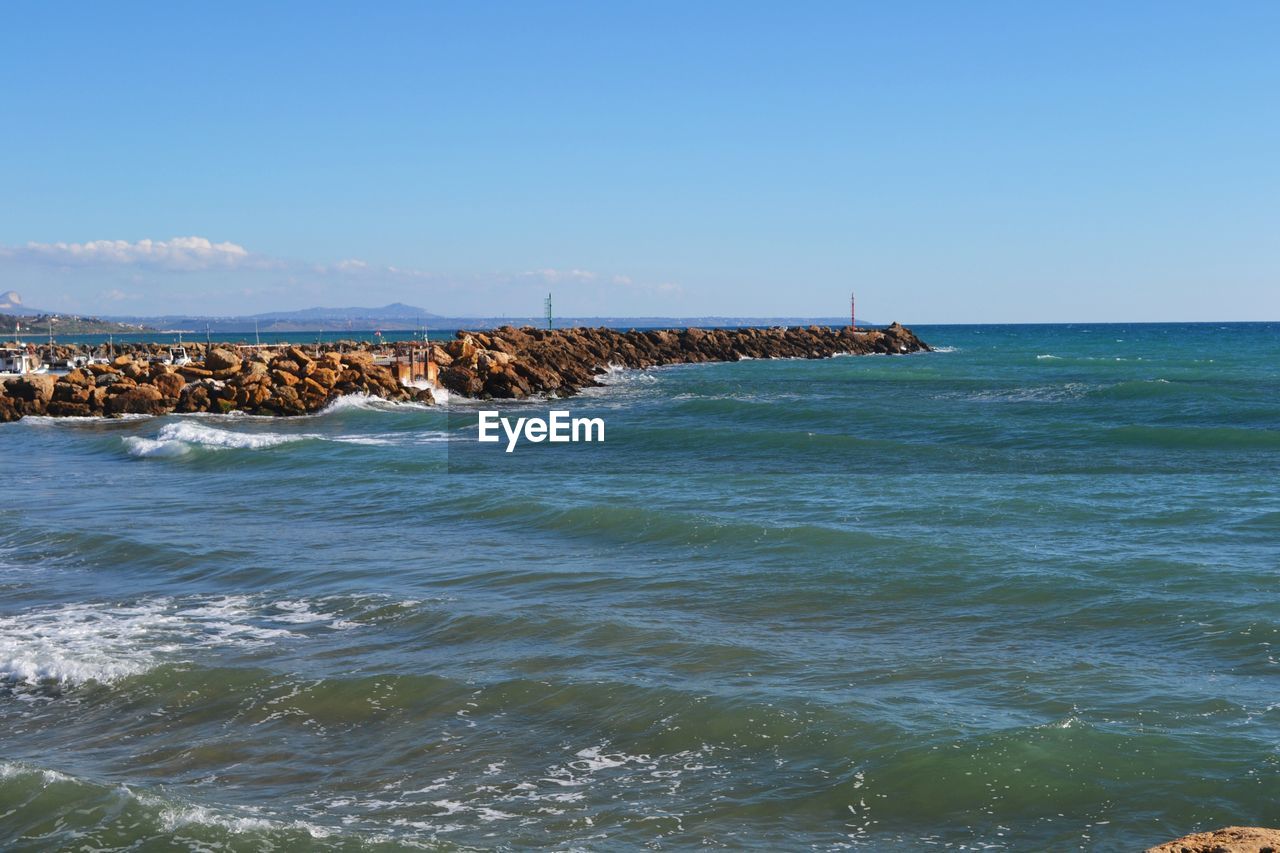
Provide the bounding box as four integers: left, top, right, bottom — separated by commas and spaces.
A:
1, 322, 49, 378
150, 335, 191, 367
0, 346, 48, 377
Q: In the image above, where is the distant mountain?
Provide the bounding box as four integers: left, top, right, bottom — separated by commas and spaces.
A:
88, 302, 876, 335
102, 303, 447, 334
0, 290, 24, 311
248, 302, 442, 322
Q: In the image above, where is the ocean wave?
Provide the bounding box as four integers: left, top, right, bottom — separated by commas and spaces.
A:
317, 392, 435, 415
123, 421, 309, 456
122, 418, 450, 457
0, 595, 355, 690
1104, 424, 1280, 450
0, 762, 349, 848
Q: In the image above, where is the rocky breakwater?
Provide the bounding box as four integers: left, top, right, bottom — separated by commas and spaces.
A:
432, 322, 930, 399
0, 324, 928, 421
0, 345, 431, 423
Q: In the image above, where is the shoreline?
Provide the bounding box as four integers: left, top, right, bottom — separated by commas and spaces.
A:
0, 323, 929, 422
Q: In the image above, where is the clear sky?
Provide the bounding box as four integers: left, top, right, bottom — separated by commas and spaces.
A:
1, 1, 1277, 321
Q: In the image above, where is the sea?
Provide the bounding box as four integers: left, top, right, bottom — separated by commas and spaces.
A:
2, 322, 1277, 850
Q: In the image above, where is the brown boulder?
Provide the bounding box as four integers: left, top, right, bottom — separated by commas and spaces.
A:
0, 395, 21, 422
341, 351, 374, 366
184, 385, 211, 412
153, 372, 186, 398
52, 382, 91, 405
46, 401, 92, 417
63, 368, 94, 387
205, 347, 242, 372
286, 346, 314, 366
1146, 826, 1280, 853
484, 368, 529, 399
272, 369, 300, 387
439, 365, 484, 397
4, 374, 56, 404
445, 336, 477, 361
104, 384, 172, 417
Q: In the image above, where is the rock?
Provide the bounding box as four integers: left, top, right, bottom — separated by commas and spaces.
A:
177, 383, 211, 413
439, 365, 484, 397
4, 374, 56, 404
46, 401, 92, 417
0, 395, 20, 422
341, 351, 374, 366
1146, 826, 1280, 853
286, 346, 314, 366
272, 369, 300, 387
153, 372, 186, 399
205, 347, 242, 372
445, 336, 477, 361
484, 366, 531, 399
63, 368, 94, 388
52, 382, 91, 405
104, 384, 172, 417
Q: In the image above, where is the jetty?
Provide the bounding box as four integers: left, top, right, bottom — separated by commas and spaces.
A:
0, 323, 929, 422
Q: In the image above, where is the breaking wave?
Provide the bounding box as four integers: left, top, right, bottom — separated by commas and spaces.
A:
123, 421, 309, 456
0, 595, 354, 690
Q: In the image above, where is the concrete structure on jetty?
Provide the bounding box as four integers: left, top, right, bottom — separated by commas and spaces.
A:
0, 323, 929, 422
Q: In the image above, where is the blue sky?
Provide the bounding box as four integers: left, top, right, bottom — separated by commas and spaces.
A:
1, 1, 1277, 321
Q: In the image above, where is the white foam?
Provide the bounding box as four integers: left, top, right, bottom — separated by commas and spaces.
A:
141, 797, 335, 838
124, 421, 306, 457
0, 595, 356, 689
318, 393, 434, 414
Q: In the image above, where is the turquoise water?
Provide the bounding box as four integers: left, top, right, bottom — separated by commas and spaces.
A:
2, 323, 1277, 850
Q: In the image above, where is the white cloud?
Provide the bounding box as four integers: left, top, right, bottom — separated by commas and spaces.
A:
526, 268, 598, 283
7, 236, 252, 271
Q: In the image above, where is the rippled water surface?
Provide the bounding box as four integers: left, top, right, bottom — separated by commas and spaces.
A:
3, 323, 1278, 850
